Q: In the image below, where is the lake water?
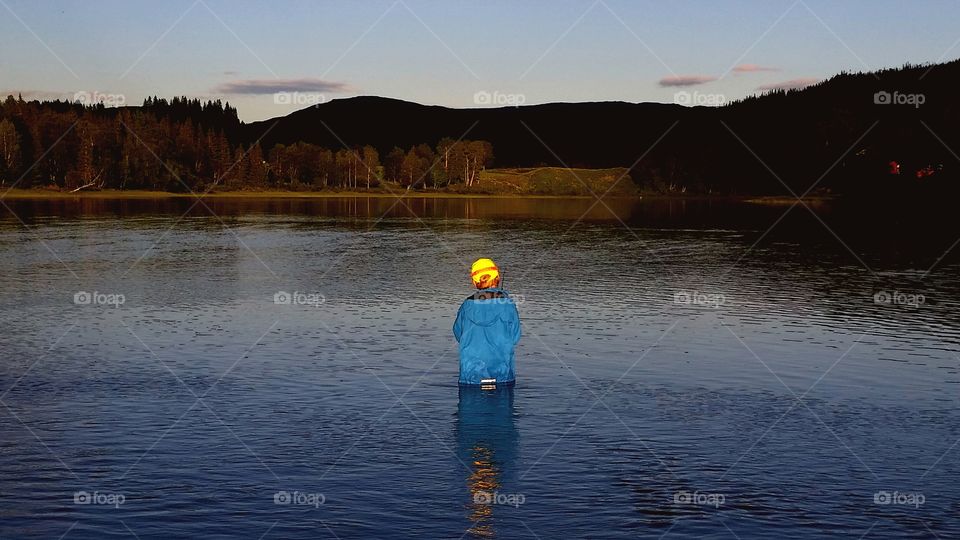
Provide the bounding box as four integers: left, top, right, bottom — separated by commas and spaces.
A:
0, 196, 958, 539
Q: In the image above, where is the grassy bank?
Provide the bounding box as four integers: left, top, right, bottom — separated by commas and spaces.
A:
0, 167, 641, 199
0, 167, 832, 202
477, 167, 636, 195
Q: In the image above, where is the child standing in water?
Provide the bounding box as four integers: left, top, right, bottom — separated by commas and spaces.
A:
453, 258, 522, 386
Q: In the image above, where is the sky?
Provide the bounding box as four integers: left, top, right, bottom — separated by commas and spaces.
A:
2, 0, 959, 121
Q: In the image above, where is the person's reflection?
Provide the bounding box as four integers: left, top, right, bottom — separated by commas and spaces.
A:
456, 385, 519, 538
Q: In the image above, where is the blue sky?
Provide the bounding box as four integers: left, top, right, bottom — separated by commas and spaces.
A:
2, 0, 959, 121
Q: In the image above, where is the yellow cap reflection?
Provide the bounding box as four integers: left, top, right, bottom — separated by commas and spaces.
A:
457, 385, 518, 538
467, 445, 499, 537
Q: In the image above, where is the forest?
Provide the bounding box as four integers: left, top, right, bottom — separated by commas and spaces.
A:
0, 95, 494, 192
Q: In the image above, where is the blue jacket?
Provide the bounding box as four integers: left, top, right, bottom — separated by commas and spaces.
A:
453, 288, 521, 385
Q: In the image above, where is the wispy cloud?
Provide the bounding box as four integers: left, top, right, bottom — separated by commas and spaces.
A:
658, 75, 717, 87
756, 77, 819, 91
732, 64, 780, 73
213, 78, 351, 95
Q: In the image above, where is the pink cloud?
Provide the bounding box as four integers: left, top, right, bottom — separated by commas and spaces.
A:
732, 64, 780, 73
756, 78, 820, 91
213, 78, 351, 95
658, 75, 717, 87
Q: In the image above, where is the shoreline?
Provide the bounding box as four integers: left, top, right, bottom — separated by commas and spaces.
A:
0, 188, 607, 200
0, 188, 835, 203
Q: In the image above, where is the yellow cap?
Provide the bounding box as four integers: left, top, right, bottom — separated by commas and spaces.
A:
470, 258, 500, 286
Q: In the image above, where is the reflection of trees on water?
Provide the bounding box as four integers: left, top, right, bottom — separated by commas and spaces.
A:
456, 386, 518, 538
0, 196, 638, 222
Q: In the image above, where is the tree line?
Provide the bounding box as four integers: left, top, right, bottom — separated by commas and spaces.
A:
270, 138, 492, 190
629, 62, 960, 197
0, 95, 494, 192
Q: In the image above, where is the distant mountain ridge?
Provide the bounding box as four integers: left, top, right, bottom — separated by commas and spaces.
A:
242, 59, 960, 195
243, 96, 691, 169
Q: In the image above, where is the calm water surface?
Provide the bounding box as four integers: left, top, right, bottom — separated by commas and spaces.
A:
1, 196, 959, 539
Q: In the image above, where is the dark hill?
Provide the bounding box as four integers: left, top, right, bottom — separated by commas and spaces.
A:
242, 59, 960, 195
242, 97, 695, 170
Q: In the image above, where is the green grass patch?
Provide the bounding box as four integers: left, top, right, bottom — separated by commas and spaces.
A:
477, 167, 636, 195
